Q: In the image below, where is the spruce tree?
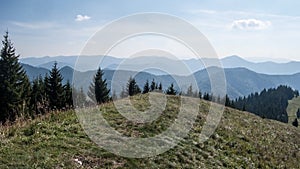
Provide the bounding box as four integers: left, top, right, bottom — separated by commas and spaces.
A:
30, 75, 47, 115
143, 79, 150, 94
165, 83, 177, 95
225, 94, 231, 107
198, 90, 202, 99
155, 83, 158, 90
158, 82, 162, 91
127, 76, 141, 96
150, 79, 156, 91
203, 92, 210, 101
87, 67, 110, 104
0, 32, 31, 123
45, 62, 64, 110
63, 80, 73, 108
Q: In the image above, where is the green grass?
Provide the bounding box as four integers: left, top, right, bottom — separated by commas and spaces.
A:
0, 94, 299, 168
287, 96, 300, 124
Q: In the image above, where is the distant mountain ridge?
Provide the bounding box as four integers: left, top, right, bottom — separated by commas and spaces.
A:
22, 63, 300, 99
20, 55, 300, 75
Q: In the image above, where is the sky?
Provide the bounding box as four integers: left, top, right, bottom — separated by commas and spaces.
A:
0, 0, 300, 61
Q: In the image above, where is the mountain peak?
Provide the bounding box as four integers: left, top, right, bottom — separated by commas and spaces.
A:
223, 55, 247, 61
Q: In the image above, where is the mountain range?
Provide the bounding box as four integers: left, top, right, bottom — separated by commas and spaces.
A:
21, 62, 300, 99
20, 55, 300, 75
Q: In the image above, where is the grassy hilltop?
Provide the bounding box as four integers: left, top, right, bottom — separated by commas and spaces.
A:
0, 94, 299, 168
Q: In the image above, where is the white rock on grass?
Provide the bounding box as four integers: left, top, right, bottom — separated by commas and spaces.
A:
74, 158, 82, 165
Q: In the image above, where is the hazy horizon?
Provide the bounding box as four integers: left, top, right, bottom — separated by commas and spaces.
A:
19, 54, 295, 64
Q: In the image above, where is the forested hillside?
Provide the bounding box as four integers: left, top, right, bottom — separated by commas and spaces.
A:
232, 85, 299, 123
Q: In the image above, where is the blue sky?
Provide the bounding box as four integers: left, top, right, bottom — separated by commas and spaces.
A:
1, 0, 300, 61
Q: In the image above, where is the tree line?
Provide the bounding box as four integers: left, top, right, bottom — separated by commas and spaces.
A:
0, 32, 83, 123
0, 32, 178, 123
0, 29, 248, 124
1, 32, 299, 126
230, 85, 299, 124
0, 30, 204, 124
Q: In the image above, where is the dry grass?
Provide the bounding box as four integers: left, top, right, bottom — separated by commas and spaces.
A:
0, 93, 299, 168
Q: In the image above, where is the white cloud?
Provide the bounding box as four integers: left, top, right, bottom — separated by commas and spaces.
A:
231, 19, 271, 30
75, 14, 91, 22
11, 21, 59, 29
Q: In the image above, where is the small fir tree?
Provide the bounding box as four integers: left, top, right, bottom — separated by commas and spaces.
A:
127, 76, 141, 96
143, 80, 150, 94
150, 79, 156, 91
88, 67, 110, 104
165, 83, 177, 95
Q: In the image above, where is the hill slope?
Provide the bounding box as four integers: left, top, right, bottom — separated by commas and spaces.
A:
0, 94, 299, 168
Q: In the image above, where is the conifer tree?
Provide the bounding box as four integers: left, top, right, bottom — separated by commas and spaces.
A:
87, 67, 110, 104
30, 75, 47, 115
165, 83, 177, 95
127, 76, 141, 96
296, 108, 300, 119
143, 79, 150, 94
203, 92, 210, 101
45, 62, 64, 110
158, 82, 162, 91
63, 80, 73, 108
225, 94, 231, 107
198, 90, 202, 99
0, 32, 31, 123
150, 79, 156, 91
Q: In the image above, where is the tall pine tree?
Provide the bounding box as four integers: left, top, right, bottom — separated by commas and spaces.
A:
88, 67, 110, 104
0, 32, 31, 123
45, 62, 64, 110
